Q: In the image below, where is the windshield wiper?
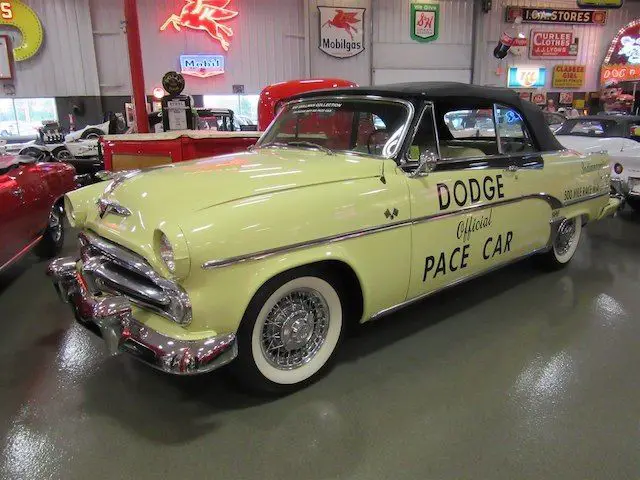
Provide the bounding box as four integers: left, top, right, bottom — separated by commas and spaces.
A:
263, 140, 335, 156
286, 140, 334, 155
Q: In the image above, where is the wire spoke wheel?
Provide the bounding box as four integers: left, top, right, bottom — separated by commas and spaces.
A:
260, 288, 330, 370
551, 217, 582, 265
247, 275, 344, 389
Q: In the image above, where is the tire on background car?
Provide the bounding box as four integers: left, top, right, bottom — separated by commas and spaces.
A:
52, 146, 73, 161
19, 146, 46, 160
34, 202, 65, 259
230, 267, 345, 395
538, 216, 582, 270
80, 128, 104, 140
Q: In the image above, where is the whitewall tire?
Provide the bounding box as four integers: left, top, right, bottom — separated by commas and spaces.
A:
233, 272, 344, 394
539, 217, 582, 269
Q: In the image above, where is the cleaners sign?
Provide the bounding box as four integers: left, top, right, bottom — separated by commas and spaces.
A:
530, 31, 579, 58
318, 6, 365, 58
552, 65, 585, 88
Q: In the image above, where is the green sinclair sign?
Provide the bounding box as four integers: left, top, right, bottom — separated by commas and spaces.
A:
410, 3, 440, 43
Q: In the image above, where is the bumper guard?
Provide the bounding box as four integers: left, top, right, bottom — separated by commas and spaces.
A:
47, 257, 237, 375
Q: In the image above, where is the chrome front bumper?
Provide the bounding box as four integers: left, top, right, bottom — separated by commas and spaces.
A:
47, 257, 237, 375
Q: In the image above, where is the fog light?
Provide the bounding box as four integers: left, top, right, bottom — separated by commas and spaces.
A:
614, 163, 623, 175
158, 233, 176, 273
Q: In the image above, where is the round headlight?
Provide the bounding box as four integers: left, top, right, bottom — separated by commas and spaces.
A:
614, 163, 624, 175
158, 233, 176, 273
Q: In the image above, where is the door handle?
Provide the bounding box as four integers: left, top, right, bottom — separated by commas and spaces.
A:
12, 187, 23, 197
505, 165, 519, 172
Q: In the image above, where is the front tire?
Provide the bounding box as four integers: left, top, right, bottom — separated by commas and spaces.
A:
34, 203, 64, 259
232, 271, 344, 394
539, 217, 582, 270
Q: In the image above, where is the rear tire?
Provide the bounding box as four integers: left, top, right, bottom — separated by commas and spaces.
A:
538, 217, 582, 270
626, 197, 640, 212
34, 203, 64, 259
230, 269, 344, 395
52, 146, 73, 161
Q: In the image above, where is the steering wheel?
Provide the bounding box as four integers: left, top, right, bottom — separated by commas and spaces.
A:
367, 130, 390, 156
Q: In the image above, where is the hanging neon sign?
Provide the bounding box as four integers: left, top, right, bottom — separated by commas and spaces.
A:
160, 0, 238, 51
601, 19, 640, 84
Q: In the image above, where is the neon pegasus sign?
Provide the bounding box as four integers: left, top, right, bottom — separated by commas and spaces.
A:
160, 0, 238, 51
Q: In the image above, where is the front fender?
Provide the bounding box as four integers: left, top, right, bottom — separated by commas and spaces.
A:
179, 166, 412, 334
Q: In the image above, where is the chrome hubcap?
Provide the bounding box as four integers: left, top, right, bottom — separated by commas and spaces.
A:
261, 288, 329, 370
555, 218, 576, 256
49, 208, 62, 243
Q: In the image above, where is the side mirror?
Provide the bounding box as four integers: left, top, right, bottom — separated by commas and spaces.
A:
410, 150, 438, 177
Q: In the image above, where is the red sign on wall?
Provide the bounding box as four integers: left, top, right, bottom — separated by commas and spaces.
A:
530, 31, 579, 58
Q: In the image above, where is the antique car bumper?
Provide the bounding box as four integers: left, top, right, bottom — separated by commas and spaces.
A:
611, 177, 640, 199
47, 257, 237, 375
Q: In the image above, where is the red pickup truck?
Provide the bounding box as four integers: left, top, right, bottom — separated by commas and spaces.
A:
0, 156, 76, 273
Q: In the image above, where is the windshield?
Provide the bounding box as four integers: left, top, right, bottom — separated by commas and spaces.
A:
257, 97, 411, 158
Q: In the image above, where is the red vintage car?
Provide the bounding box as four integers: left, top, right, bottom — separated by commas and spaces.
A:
0, 155, 76, 272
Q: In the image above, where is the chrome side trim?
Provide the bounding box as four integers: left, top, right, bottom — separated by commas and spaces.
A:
562, 190, 609, 207
202, 192, 563, 270
369, 246, 549, 322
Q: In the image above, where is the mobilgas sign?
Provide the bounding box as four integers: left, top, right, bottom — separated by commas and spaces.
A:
180, 55, 225, 78
506, 6, 607, 25
318, 6, 365, 58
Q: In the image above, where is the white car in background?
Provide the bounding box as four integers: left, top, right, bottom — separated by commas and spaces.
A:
555, 115, 640, 211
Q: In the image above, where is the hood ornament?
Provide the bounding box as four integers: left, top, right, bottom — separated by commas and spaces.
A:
97, 197, 131, 219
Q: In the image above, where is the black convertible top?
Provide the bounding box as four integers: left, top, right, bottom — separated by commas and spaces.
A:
289, 82, 564, 151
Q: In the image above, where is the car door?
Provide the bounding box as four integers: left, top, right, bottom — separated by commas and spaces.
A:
0, 166, 29, 268
403, 102, 551, 301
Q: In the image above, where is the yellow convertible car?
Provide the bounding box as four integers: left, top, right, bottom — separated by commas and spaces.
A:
48, 83, 620, 393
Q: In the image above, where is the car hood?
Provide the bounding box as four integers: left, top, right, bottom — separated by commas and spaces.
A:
98, 148, 382, 218
555, 135, 617, 154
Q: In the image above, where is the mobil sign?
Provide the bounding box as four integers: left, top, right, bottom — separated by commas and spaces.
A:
530, 30, 579, 58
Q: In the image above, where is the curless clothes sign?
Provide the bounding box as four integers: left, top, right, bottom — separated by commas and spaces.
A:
530, 31, 579, 58
179, 54, 225, 78
318, 6, 365, 58
506, 6, 607, 25
507, 66, 547, 88
410, 3, 439, 43
0, 0, 43, 61
552, 65, 585, 88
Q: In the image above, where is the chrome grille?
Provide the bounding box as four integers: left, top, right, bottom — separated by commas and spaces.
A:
79, 232, 192, 325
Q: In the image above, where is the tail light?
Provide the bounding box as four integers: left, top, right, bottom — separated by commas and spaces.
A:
614, 163, 623, 175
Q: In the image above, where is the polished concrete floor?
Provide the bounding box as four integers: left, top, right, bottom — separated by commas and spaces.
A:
1, 212, 639, 480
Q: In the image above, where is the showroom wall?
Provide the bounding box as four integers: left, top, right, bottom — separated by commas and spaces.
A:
0, 0, 99, 97
475, 0, 640, 92
372, 0, 474, 85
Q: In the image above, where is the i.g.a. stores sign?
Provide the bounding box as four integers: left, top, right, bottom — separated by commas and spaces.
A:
318, 6, 365, 58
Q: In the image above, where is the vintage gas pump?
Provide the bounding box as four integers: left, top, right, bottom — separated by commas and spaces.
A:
160, 71, 194, 131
